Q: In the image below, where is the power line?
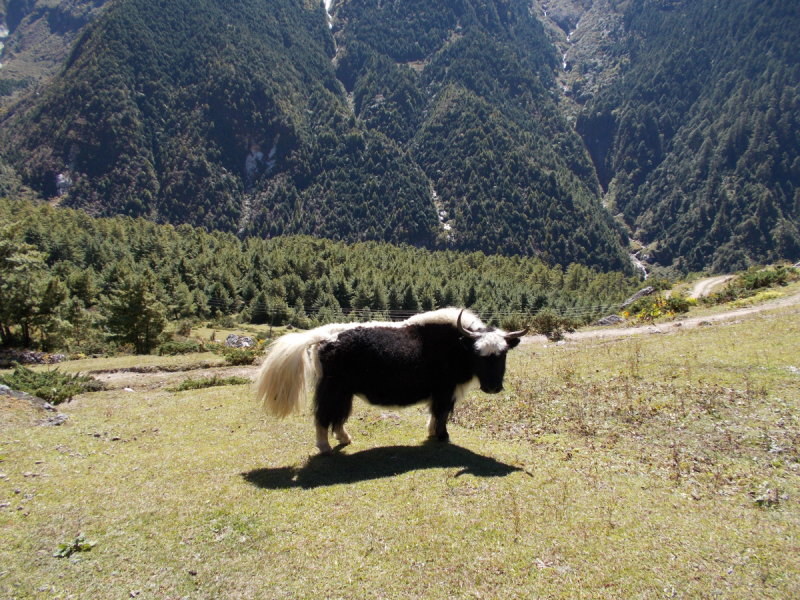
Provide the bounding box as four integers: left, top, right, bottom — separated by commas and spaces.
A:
205, 297, 623, 322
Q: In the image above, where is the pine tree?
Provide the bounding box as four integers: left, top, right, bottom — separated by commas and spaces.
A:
0, 225, 48, 346
103, 270, 167, 354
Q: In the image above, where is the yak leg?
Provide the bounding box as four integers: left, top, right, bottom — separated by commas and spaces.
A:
429, 388, 457, 442
314, 378, 353, 453
427, 414, 437, 438
333, 423, 352, 446
315, 424, 332, 454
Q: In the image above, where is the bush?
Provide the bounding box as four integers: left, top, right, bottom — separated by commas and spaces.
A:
222, 346, 262, 366
167, 374, 250, 392
625, 294, 694, 322
529, 310, 578, 342
738, 266, 789, 290
626, 295, 656, 314
206, 339, 264, 365
158, 339, 203, 356
177, 320, 192, 337
0, 364, 104, 405
664, 295, 695, 314
701, 265, 798, 306
730, 290, 784, 308
63, 336, 118, 357
500, 314, 527, 332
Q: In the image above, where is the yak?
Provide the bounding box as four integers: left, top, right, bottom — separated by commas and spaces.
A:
254, 308, 527, 453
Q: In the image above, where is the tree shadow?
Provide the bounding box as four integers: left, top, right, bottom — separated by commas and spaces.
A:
242, 441, 521, 490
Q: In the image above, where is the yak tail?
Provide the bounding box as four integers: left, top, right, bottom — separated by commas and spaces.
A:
254, 328, 330, 418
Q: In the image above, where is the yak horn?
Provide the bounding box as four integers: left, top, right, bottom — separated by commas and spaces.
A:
457, 310, 480, 338
504, 326, 529, 340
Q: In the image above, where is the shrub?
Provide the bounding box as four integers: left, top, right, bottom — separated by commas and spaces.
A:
64, 335, 118, 357
158, 339, 203, 356
222, 346, 262, 366
626, 294, 694, 324
0, 364, 104, 404
177, 320, 192, 337
665, 295, 695, 314
730, 290, 783, 308
528, 310, 578, 341
206, 339, 264, 365
701, 265, 798, 306
167, 374, 250, 392
500, 314, 527, 332
738, 266, 788, 290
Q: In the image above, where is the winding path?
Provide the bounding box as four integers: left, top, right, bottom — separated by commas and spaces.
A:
522, 291, 800, 345
689, 275, 734, 299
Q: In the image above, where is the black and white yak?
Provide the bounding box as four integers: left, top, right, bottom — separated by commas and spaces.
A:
254, 308, 527, 453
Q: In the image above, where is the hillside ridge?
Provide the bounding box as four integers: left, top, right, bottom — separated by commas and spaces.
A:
1, 0, 798, 273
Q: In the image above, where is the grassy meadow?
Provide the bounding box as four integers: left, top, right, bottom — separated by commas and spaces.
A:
1, 300, 799, 598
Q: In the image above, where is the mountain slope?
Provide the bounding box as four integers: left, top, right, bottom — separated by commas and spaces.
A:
0, 0, 632, 272
332, 0, 629, 269
0, 0, 110, 105
576, 0, 800, 271
2, 0, 439, 246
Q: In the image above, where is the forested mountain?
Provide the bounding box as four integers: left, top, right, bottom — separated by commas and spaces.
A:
575, 0, 800, 271
2, 0, 439, 246
0, 0, 631, 272
333, 0, 627, 268
1, 0, 799, 274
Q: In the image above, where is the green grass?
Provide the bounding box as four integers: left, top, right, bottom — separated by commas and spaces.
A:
1, 303, 798, 598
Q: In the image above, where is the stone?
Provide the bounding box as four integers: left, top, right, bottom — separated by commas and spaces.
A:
591, 315, 623, 326
621, 286, 655, 308
225, 334, 255, 348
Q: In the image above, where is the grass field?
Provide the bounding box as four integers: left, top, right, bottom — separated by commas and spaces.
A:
1, 301, 799, 598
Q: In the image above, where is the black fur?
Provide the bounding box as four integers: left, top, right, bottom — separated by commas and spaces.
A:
314, 322, 520, 442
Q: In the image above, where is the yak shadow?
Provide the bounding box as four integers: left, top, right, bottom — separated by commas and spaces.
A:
242, 441, 521, 490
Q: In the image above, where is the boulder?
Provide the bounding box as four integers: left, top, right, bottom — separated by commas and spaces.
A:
0, 385, 67, 425
621, 286, 655, 308
224, 334, 256, 348
0, 349, 65, 368
591, 315, 624, 327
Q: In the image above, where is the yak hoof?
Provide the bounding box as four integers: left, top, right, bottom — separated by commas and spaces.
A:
436, 432, 450, 443
316, 442, 333, 455
333, 427, 352, 445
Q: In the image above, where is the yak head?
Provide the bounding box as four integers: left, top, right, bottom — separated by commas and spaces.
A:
457, 310, 528, 394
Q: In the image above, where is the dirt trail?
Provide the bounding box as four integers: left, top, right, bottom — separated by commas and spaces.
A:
522, 291, 800, 345
689, 275, 734, 298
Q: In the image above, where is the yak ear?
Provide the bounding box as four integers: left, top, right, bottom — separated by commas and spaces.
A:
506, 337, 521, 349
459, 336, 474, 350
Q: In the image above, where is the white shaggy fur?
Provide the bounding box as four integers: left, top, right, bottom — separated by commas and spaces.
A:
254, 308, 502, 418
474, 331, 508, 356
406, 307, 483, 329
